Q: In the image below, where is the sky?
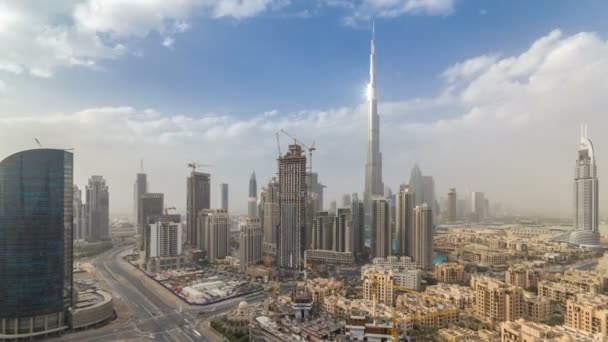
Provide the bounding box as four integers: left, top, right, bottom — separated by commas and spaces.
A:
1, 0, 608, 218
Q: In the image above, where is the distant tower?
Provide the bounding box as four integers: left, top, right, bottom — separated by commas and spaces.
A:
197, 209, 230, 263
413, 204, 433, 270
278, 144, 307, 270
86, 175, 109, 242
571, 124, 600, 246
307, 172, 325, 214
364, 23, 384, 237
239, 217, 263, 273
335, 208, 352, 253
372, 198, 391, 258
312, 211, 333, 250
186, 172, 210, 247
140, 193, 164, 252
396, 186, 415, 257
409, 165, 423, 206
351, 197, 365, 255
134, 171, 147, 229
330, 200, 337, 215
248, 172, 257, 218
342, 194, 351, 208
73, 185, 85, 241
262, 177, 280, 245
470, 192, 485, 222
447, 188, 457, 223
220, 183, 229, 210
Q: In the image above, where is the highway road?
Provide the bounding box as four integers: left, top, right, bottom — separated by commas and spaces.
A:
53, 242, 264, 342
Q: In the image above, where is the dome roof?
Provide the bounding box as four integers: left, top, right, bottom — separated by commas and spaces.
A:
238, 301, 249, 311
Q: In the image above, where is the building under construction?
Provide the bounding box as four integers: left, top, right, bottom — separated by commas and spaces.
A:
277, 143, 307, 270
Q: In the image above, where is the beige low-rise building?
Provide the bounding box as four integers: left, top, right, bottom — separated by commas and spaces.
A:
437, 327, 499, 342
560, 269, 608, 294
565, 293, 608, 336
471, 275, 525, 324
362, 267, 395, 306
523, 292, 551, 323
501, 318, 608, 342
505, 265, 541, 290
537, 280, 582, 304
435, 263, 465, 284
425, 283, 474, 309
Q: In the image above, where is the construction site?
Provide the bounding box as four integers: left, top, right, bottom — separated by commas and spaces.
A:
148, 268, 264, 305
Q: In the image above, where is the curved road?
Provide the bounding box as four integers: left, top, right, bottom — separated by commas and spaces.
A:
54, 242, 263, 341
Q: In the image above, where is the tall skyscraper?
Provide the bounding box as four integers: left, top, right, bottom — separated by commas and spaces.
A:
422, 176, 436, 212
0, 149, 73, 339
571, 124, 600, 246
140, 193, 164, 251
470, 191, 485, 222
413, 204, 433, 270
351, 197, 365, 255
342, 194, 351, 208
372, 199, 391, 258
86, 175, 109, 242
305, 172, 325, 252
409, 165, 423, 206
133, 172, 147, 229
248, 171, 257, 218
220, 183, 229, 211
330, 200, 337, 215
409, 165, 436, 209
197, 209, 230, 263
278, 144, 307, 269
306, 172, 325, 214
187, 171, 210, 247
335, 208, 352, 253
396, 186, 415, 257
312, 211, 334, 250
239, 217, 263, 273
447, 188, 457, 223
262, 177, 280, 245
148, 218, 182, 258
74, 184, 85, 241
364, 25, 384, 236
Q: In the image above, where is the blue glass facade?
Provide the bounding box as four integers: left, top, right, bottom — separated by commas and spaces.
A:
0, 149, 73, 320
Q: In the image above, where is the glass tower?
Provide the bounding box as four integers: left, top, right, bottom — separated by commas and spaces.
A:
0, 149, 73, 338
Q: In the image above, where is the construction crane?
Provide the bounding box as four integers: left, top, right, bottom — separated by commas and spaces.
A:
275, 132, 282, 157
279, 129, 316, 174
187, 163, 213, 172
278, 129, 317, 232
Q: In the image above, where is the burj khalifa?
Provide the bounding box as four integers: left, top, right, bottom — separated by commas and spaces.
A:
364, 23, 384, 232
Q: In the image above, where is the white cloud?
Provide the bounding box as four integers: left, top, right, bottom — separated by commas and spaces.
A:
2, 29, 608, 218
325, 0, 455, 24
0, 0, 283, 78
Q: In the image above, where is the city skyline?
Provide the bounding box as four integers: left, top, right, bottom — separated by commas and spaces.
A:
5, 3, 608, 341
2, 2, 608, 217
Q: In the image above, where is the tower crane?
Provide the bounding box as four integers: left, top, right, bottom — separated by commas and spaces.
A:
279, 129, 316, 175
187, 163, 213, 172
275, 132, 282, 157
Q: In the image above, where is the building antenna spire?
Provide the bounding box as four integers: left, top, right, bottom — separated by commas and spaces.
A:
140, 159, 144, 172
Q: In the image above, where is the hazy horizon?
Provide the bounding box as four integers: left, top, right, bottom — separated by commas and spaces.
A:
2, 1, 608, 219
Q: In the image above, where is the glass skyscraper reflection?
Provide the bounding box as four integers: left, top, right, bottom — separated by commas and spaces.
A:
0, 149, 73, 339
